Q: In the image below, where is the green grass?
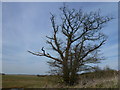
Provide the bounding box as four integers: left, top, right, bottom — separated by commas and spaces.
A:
2, 75, 60, 88
2, 70, 119, 88
0, 75, 2, 88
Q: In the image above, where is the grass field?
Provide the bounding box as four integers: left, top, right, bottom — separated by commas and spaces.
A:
2, 70, 119, 88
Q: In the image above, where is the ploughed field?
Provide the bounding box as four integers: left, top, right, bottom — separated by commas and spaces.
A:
2, 70, 119, 88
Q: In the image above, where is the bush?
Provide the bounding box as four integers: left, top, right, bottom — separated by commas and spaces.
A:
37, 74, 40, 77
2, 73, 5, 75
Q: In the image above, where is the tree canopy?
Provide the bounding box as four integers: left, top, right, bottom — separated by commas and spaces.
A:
28, 4, 113, 85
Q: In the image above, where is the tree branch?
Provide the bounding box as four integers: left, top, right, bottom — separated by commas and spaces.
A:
50, 14, 65, 60
80, 40, 106, 61
28, 49, 62, 63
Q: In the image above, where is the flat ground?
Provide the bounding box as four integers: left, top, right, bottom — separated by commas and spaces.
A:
2, 70, 119, 88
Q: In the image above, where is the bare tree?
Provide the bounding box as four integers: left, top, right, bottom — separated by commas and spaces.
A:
28, 5, 113, 85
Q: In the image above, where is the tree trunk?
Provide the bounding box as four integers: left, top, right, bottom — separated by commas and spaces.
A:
69, 60, 78, 85
63, 60, 70, 84
69, 69, 78, 85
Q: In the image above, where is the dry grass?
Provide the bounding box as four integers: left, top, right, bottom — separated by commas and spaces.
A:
2, 70, 119, 88
73, 76, 118, 88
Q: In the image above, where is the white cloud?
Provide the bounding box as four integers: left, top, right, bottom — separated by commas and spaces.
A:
102, 43, 118, 58
2, 60, 49, 75
98, 43, 118, 70
2, 2, 118, 74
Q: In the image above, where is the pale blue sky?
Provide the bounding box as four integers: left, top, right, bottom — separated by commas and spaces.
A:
2, 2, 118, 74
